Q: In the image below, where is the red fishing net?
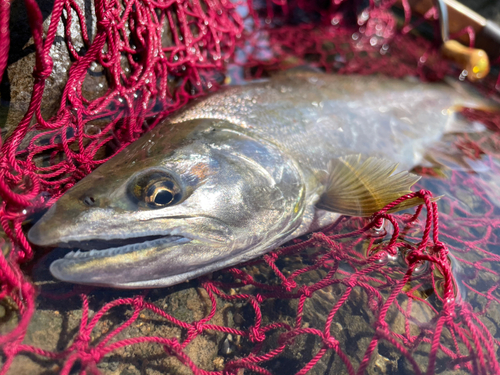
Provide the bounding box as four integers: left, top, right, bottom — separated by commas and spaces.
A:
1, 0, 500, 374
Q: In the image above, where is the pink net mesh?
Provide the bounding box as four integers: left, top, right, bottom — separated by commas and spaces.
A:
0, 0, 500, 374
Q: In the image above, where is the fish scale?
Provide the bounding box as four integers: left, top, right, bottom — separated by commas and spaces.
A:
171, 72, 466, 172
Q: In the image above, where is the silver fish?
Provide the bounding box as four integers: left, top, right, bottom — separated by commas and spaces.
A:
28, 71, 486, 288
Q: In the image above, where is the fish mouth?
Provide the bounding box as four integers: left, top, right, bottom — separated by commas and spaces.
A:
57, 235, 191, 261
49, 233, 194, 287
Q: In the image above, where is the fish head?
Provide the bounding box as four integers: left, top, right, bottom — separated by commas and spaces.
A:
28, 119, 305, 288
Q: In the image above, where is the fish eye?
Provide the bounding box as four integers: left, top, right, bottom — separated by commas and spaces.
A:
145, 182, 175, 207
131, 171, 182, 208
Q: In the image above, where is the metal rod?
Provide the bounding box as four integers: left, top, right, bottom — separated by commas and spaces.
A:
434, 0, 449, 42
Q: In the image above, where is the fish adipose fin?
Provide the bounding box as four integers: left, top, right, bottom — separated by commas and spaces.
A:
316, 155, 429, 217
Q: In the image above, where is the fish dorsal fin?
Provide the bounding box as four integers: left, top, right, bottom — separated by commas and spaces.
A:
316, 155, 426, 217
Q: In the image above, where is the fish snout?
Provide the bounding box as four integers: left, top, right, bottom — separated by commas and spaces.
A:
28, 204, 58, 247
28, 196, 98, 247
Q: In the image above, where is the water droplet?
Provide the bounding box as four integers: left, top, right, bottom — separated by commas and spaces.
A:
376, 252, 389, 264
352, 33, 359, 41
413, 260, 429, 275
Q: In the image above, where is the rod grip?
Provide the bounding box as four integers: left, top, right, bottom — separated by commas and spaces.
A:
441, 40, 490, 81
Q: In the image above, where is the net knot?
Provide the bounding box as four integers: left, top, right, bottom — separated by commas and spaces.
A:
32, 57, 54, 80
433, 242, 448, 255
97, 17, 111, 31
75, 332, 92, 347
190, 321, 205, 335
344, 279, 357, 288
299, 286, 312, 298
283, 279, 297, 291
322, 335, 338, 350
133, 296, 144, 309
443, 305, 457, 319
417, 189, 432, 197
3, 344, 19, 358
254, 294, 264, 304
372, 217, 385, 231
249, 326, 265, 343
406, 249, 422, 265
374, 320, 389, 333
80, 348, 102, 364
264, 252, 279, 262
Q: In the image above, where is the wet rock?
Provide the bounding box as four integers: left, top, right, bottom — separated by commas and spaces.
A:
1, 0, 99, 139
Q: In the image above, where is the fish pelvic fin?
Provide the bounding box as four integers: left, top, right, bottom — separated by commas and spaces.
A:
316, 155, 430, 217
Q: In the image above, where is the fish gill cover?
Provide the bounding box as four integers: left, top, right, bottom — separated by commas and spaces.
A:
0, 0, 500, 374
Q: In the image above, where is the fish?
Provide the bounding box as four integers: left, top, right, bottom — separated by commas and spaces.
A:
27, 70, 488, 288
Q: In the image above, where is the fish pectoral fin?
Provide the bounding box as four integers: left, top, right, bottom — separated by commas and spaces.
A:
316, 155, 428, 217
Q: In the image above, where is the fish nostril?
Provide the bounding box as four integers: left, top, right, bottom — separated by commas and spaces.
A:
82, 195, 97, 207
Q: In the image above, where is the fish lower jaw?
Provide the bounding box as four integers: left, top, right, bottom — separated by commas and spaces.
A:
62, 235, 190, 260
